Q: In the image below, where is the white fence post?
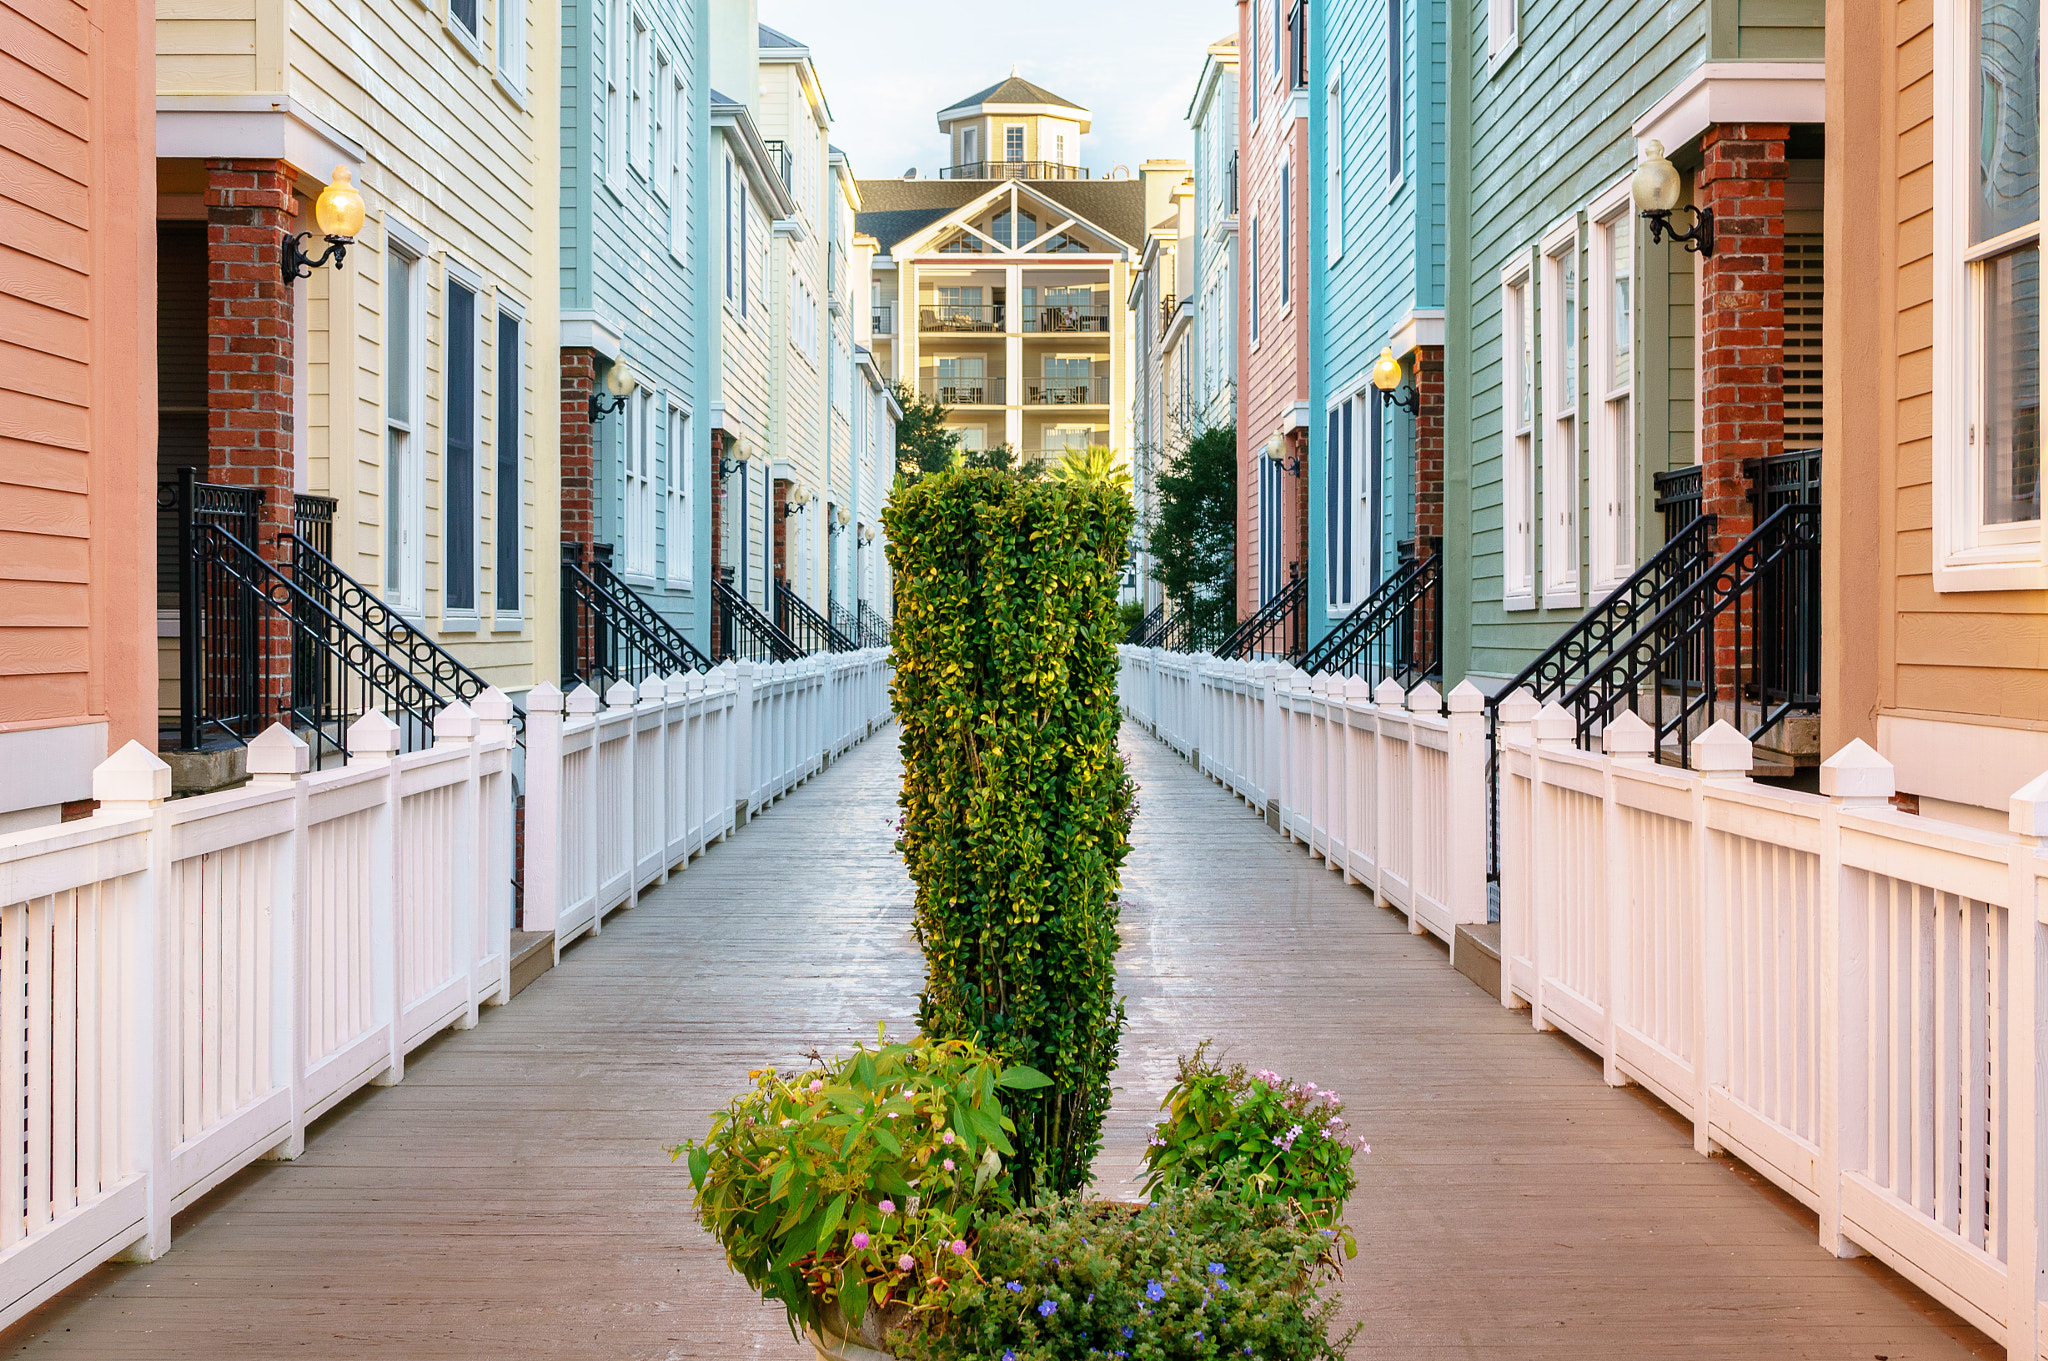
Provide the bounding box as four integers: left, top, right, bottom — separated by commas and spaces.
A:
474, 687, 517, 1008
523, 682, 564, 936
1599, 711, 1656, 1089
1445, 680, 1490, 951
348, 711, 405, 1088
732, 661, 756, 824
2009, 771, 2048, 1361
247, 726, 311, 1159
432, 701, 483, 1031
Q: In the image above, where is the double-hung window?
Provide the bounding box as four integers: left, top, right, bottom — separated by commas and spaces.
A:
630, 14, 650, 177
1488, 0, 1518, 64
668, 71, 687, 255
665, 402, 692, 589
385, 239, 424, 612
495, 0, 523, 88
1280, 159, 1292, 307
624, 385, 655, 578
1587, 182, 1635, 591
1326, 70, 1343, 263
1248, 215, 1261, 344
652, 47, 670, 200
451, 0, 477, 42
495, 307, 522, 615
723, 156, 735, 301
1935, 0, 2046, 589
1539, 219, 1581, 609
606, 0, 626, 186
1325, 394, 1380, 612
1385, 0, 1402, 184
445, 278, 479, 620
1500, 253, 1537, 609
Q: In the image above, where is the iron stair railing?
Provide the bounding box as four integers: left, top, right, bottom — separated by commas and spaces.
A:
1299, 542, 1442, 687
829, 598, 863, 651
776, 580, 859, 653
560, 542, 713, 693
1215, 567, 1307, 661
1126, 602, 1165, 646
857, 600, 893, 649
712, 569, 803, 662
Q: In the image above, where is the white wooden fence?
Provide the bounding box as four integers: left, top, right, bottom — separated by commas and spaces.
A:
0, 649, 894, 1331
1122, 645, 2048, 1359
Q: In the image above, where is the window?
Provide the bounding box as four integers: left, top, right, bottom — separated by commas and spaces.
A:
445, 279, 478, 617
1588, 184, 1635, 591
652, 47, 670, 199
385, 241, 423, 611
668, 72, 686, 254
630, 14, 650, 176
739, 183, 749, 315
1539, 222, 1581, 608
451, 0, 476, 40
723, 156, 735, 301
962, 126, 978, 166
606, 0, 626, 185
1326, 71, 1343, 263
993, 209, 1037, 248
1248, 215, 1260, 343
1249, 11, 1260, 121
1280, 159, 1292, 307
1326, 393, 1382, 611
1488, 0, 1518, 62
1500, 255, 1536, 609
1055, 134, 1066, 165
665, 402, 692, 588
1005, 125, 1024, 162
495, 309, 522, 614
1287, 0, 1306, 90
1385, 0, 1402, 183
624, 384, 655, 577
1273, 0, 1285, 78
1260, 447, 1284, 602
1935, 0, 2045, 589
496, 0, 523, 87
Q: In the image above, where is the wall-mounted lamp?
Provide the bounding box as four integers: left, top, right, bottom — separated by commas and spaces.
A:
281, 166, 365, 285
718, 434, 752, 480
829, 505, 851, 534
590, 360, 637, 424
1264, 433, 1303, 478
1631, 139, 1713, 257
860, 525, 876, 545
782, 483, 812, 518
1372, 346, 1420, 415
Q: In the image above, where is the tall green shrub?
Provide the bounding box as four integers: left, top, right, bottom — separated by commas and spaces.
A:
884, 465, 1136, 1202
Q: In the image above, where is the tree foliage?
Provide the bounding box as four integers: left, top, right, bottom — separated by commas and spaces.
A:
893, 382, 960, 483
884, 466, 1136, 1203
1144, 424, 1238, 645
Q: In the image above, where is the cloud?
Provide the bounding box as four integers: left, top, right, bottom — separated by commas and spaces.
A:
760, 0, 1222, 180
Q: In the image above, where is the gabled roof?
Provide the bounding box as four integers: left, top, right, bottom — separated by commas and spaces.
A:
758, 23, 803, 49
853, 178, 1146, 257
941, 75, 1085, 115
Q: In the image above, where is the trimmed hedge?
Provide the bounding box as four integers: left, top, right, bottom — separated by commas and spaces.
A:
884, 466, 1136, 1201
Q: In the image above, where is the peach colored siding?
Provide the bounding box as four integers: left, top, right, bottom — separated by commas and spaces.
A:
0, 0, 155, 746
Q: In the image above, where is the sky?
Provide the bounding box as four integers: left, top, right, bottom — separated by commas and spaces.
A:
758, 0, 1231, 184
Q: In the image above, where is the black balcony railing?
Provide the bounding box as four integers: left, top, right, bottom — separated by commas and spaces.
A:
1225, 151, 1239, 215
920, 376, 1005, 405
776, 580, 858, 654
1158, 294, 1179, 338
762, 139, 793, 189
1216, 567, 1308, 662
919, 304, 1005, 333
1024, 377, 1109, 406
1750, 446, 1822, 517
711, 568, 802, 663
1653, 466, 1703, 545
559, 542, 712, 693
939, 161, 1089, 181
1025, 304, 1111, 334
1299, 541, 1441, 686
857, 600, 892, 650
872, 305, 894, 336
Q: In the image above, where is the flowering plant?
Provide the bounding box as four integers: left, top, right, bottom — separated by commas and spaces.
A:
904, 1174, 1354, 1360
1139, 1046, 1365, 1259
672, 1027, 1050, 1344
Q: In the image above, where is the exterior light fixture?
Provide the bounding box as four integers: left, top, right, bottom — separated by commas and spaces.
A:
830, 505, 851, 534
1631, 139, 1712, 257
1372, 346, 1419, 415
1264, 432, 1302, 477
860, 525, 875, 545
282, 166, 365, 284
719, 434, 752, 480
590, 359, 636, 423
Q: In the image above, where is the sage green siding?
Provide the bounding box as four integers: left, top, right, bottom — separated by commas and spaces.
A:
1713, 0, 1826, 59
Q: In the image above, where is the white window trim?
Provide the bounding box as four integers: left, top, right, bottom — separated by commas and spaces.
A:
1488, 0, 1520, 72
1932, 0, 2048, 592
605, 0, 626, 193
1385, 0, 1402, 187
1324, 380, 1377, 615
440, 257, 486, 632
384, 216, 430, 617
667, 70, 687, 260
491, 294, 526, 629
629, 11, 650, 181
624, 386, 657, 582
666, 398, 693, 590
651, 43, 671, 202
495, 0, 524, 93
1586, 176, 1637, 594
1501, 250, 1537, 611
1326, 67, 1344, 265
1539, 214, 1582, 611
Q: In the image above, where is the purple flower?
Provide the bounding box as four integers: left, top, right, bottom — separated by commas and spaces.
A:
943, 1158, 955, 1171
1207, 1262, 1227, 1276
1037, 1299, 1057, 1318
851, 1232, 869, 1250
897, 1253, 915, 1271
1006, 1281, 1024, 1293
942, 1130, 955, 1144
1145, 1280, 1164, 1302
878, 1199, 895, 1215
950, 1239, 968, 1256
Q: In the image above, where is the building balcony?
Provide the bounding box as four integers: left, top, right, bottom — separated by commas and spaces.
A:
1023, 304, 1112, 334
1023, 377, 1109, 406
920, 376, 1006, 406
939, 160, 1090, 181
919, 304, 1005, 333
872, 304, 894, 336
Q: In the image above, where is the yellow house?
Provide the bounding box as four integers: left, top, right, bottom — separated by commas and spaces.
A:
155, 0, 558, 768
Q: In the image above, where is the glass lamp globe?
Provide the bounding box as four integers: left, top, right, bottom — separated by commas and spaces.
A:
1264, 435, 1286, 463
1371, 345, 1405, 393
604, 361, 637, 399
314, 166, 366, 240
1631, 140, 1681, 213
729, 437, 752, 464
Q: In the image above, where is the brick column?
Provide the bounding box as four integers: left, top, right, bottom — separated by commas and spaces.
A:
772, 477, 792, 593
1412, 345, 1446, 667
1697, 123, 1789, 557
1288, 428, 1309, 585
560, 348, 599, 555
709, 429, 730, 660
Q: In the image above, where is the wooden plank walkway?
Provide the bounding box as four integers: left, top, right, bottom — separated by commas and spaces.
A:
3, 725, 1996, 1358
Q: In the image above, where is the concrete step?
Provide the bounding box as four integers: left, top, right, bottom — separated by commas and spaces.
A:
509, 930, 554, 998
1454, 922, 1503, 1001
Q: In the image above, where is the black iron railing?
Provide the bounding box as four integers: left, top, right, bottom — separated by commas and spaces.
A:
1024, 377, 1109, 405
1024, 304, 1111, 334
857, 600, 893, 650
939, 160, 1089, 181
1127, 603, 1165, 646
712, 569, 802, 663
560, 542, 712, 693
829, 598, 865, 649
1653, 467, 1702, 546
919, 305, 1004, 333
1225, 151, 1239, 215
919, 376, 1005, 405
1216, 568, 1307, 661
1750, 447, 1822, 517
776, 581, 858, 654
1299, 543, 1441, 686
1554, 504, 1821, 764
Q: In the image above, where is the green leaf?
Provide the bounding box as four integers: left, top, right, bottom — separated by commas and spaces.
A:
686, 1147, 709, 1188
841, 1274, 869, 1328
996, 1064, 1053, 1091
817, 1193, 848, 1249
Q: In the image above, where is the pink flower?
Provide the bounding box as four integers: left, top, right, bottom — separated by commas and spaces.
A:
942, 1130, 955, 1144
878, 1199, 896, 1215
897, 1253, 915, 1271
810, 1080, 824, 1093
950, 1239, 968, 1256
943, 1158, 955, 1171
851, 1232, 870, 1250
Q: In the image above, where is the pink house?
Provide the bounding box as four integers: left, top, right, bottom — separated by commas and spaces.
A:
1235, 0, 1312, 623
0, 0, 157, 829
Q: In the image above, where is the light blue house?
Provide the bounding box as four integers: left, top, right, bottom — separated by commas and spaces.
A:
559, 0, 714, 660
1305, 0, 1448, 651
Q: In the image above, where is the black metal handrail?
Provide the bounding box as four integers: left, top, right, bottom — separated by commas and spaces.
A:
829, 598, 863, 649
1126, 603, 1165, 646
1024, 304, 1111, 334
1298, 545, 1441, 687
919, 376, 1006, 405
919, 305, 1004, 333
1024, 377, 1109, 406
857, 600, 893, 650
1555, 504, 1821, 764
712, 569, 802, 663
776, 581, 858, 654
1653, 467, 1702, 546
1216, 568, 1307, 661
560, 542, 712, 692
1157, 605, 1225, 654
1749, 447, 1822, 517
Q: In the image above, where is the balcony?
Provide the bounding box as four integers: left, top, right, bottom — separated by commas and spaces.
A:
1023, 377, 1109, 406
920, 376, 1006, 406
762, 139, 794, 190
939, 160, 1090, 181
872, 304, 894, 336
1037, 429, 1110, 456
1024, 303, 1112, 334
919, 303, 1005, 333
1158, 294, 1181, 339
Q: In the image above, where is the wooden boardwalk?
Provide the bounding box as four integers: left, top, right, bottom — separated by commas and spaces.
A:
4, 725, 1995, 1358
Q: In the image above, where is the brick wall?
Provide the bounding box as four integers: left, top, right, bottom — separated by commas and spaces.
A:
772, 477, 791, 588
205, 159, 296, 557
560, 348, 598, 553
1698, 123, 1789, 555
1413, 345, 1444, 544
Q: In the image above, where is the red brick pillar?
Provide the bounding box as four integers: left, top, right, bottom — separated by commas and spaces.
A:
772, 477, 792, 593
1412, 345, 1445, 665
709, 429, 730, 659
1289, 428, 1309, 585
560, 348, 599, 555
1697, 123, 1788, 558
206, 159, 297, 726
